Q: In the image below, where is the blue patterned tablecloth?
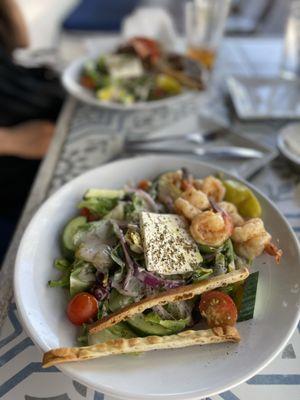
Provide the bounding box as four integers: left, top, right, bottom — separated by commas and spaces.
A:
0, 37, 300, 399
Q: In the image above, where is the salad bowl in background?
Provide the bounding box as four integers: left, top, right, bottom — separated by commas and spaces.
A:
62, 37, 207, 111
14, 156, 300, 400
62, 54, 200, 111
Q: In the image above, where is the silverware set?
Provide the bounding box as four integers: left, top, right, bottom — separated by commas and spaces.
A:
124, 129, 264, 159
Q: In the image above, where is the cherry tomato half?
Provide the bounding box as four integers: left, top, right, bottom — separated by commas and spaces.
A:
199, 291, 238, 328
129, 37, 161, 64
67, 292, 98, 326
79, 207, 100, 222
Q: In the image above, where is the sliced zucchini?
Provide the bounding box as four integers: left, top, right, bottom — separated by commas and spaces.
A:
84, 189, 124, 200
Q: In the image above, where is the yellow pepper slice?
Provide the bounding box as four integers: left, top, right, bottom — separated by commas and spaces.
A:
156, 74, 182, 94
223, 180, 262, 218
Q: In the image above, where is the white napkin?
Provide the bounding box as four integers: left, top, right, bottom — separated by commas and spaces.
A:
121, 7, 177, 50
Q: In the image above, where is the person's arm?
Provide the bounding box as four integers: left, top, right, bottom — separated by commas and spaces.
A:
0, 128, 14, 155
0, 121, 54, 159
0, 0, 29, 52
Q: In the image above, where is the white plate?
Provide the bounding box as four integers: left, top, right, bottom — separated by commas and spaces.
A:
227, 76, 300, 120
277, 123, 300, 171
62, 55, 200, 110
14, 156, 300, 400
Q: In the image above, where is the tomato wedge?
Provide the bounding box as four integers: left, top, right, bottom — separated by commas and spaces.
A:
67, 292, 98, 326
199, 291, 238, 328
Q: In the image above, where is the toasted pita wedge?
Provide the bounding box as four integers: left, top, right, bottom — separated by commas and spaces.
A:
89, 267, 249, 334
43, 326, 240, 368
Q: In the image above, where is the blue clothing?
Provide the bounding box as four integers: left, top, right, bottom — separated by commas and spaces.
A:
62, 0, 140, 31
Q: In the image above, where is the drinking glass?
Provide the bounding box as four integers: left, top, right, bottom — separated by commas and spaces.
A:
280, 1, 300, 80
185, 0, 231, 71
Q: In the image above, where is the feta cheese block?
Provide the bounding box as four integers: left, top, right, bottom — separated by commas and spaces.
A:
105, 54, 144, 80
140, 212, 202, 275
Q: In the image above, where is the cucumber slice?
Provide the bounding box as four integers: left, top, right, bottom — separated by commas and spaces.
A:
127, 314, 172, 336
61, 216, 87, 257
84, 189, 124, 199
237, 271, 259, 322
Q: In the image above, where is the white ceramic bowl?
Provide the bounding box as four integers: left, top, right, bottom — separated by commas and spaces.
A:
62, 55, 201, 110
14, 156, 300, 400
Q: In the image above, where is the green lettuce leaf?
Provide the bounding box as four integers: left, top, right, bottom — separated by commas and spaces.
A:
48, 258, 72, 288
124, 194, 146, 222
191, 266, 213, 282
145, 312, 189, 333
108, 289, 134, 312
88, 322, 136, 345
70, 262, 96, 297
78, 197, 119, 217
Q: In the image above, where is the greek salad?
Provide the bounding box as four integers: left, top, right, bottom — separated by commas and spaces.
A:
49, 169, 282, 346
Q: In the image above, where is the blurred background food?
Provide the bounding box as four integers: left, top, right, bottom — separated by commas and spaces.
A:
14, 0, 292, 59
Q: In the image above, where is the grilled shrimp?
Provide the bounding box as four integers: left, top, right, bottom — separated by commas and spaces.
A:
174, 197, 200, 220
190, 210, 233, 247
193, 179, 203, 190
233, 231, 271, 260
231, 218, 264, 243
201, 176, 226, 202
157, 170, 183, 205
218, 201, 244, 227
265, 242, 283, 263
181, 187, 210, 210
174, 187, 210, 220
232, 218, 282, 262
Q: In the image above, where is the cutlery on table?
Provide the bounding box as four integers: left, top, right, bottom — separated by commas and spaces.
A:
126, 128, 228, 146
124, 145, 264, 159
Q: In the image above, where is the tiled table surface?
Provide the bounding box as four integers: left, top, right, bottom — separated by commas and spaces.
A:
0, 37, 300, 400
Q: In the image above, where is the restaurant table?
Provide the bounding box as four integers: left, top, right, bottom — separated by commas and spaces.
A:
1, 37, 300, 400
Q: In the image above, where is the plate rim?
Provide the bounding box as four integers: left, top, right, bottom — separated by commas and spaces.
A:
14, 155, 300, 400
277, 123, 300, 167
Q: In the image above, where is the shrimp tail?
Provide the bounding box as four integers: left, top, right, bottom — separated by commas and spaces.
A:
264, 242, 283, 264
209, 198, 221, 213
210, 198, 234, 236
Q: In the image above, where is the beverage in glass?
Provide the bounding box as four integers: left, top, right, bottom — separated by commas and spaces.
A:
185, 0, 231, 71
